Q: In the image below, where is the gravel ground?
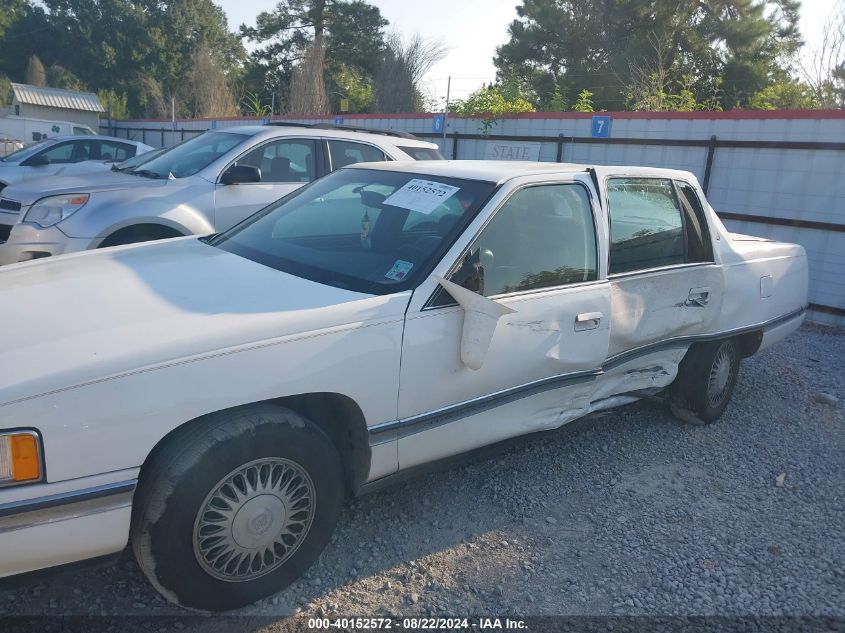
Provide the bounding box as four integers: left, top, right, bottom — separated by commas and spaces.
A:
1, 323, 843, 628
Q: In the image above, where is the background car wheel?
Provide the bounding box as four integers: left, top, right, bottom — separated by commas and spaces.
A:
130, 404, 345, 611
670, 338, 741, 424
98, 224, 183, 247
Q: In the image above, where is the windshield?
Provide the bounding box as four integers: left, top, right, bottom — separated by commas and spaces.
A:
0, 139, 51, 163
113, 148, 165, 171
398, 146, 444, 160
213, 168, 496, 294
131, 131, 247, 179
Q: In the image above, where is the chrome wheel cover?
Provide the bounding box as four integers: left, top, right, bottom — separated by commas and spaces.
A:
193, 457, 316, 582
707, 342, 736, 409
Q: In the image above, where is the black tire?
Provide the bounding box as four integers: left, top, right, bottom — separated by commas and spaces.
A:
130, 404, 345, 611
670, 338, 741, 424
99, 225, 183, 248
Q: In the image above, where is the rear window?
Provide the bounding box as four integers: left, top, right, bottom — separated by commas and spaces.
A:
397, 146, 444, 161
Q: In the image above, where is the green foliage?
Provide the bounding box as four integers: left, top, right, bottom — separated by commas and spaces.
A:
47, 65, 85, 90
98, 88, 129, 119
242, 0, 387, 107
748, 80, 821, 110
329, 64, 374, 113
544, 84, 567, 112
240, 91, 272, 116
572, 89, 595, 113
496, 0, 805, 111
449, 84, 535, 134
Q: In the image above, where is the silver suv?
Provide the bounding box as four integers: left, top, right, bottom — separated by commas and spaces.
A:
0, 124, 442, 265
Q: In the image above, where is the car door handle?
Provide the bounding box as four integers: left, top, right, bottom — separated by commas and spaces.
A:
574, 311, 603, 331
685, 287, 711, 307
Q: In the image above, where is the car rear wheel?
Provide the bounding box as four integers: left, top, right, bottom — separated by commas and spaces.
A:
670, 338, 740, 424
130, 404, 344, 611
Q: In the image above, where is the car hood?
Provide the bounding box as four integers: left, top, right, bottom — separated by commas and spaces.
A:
0, 164, 24, 186
0, 171, 173, 205
0, 238, 407, 406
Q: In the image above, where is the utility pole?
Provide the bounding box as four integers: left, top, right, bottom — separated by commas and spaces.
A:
442, 75, 451, 141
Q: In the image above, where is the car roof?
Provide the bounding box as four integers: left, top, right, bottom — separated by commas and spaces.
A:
347, 160, 696, 184
38, 135, 149, 146
216, 125, 439, 149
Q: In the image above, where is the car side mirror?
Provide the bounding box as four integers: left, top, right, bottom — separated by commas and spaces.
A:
22, 154, 50, 167
221, 165, 261, 185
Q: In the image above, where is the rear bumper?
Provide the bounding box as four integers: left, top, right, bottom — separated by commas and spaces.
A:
0, 478, 136, 578
758, 308, 806, 353
0, 222, 93, 266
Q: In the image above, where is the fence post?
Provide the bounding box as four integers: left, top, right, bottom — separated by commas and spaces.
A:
702, 135, 717, 195
556, 134, 565, 162
141, 128, 146, 145
161, 128, 165, 147
181, 128, 185, 142
452, 132, 460, 160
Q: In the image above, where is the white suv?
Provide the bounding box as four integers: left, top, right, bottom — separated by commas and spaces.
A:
0, 124, 442, 265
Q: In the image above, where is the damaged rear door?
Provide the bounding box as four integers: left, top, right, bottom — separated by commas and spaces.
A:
593, 170, 724, 361
395, 177, 611, 469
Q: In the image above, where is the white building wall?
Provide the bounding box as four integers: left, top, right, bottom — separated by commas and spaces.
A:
105, 112, 845, 326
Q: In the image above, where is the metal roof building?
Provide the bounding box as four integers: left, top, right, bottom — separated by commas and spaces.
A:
10, 83, 104, 129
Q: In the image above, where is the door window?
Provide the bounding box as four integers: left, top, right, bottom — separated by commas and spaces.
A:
327, 140, 388, 170
607, 178, 686, 274
36, 141, 85, 164
235, 139, 316, 183
96, 141, 136, 162
675, 181, 714, 263
445, 183, 598, 298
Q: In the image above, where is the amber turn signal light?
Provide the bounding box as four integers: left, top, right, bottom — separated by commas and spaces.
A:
0, 432, 43, 485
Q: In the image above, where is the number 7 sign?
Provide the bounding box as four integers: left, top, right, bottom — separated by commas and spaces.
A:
591, 115, 611, 138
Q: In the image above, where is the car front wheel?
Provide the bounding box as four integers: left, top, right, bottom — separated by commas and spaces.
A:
130, 404, 344, 611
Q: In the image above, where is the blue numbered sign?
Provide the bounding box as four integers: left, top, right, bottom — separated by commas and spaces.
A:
432, 114, 445, 134
591, 115, 611, 138
335, 116, 345, 125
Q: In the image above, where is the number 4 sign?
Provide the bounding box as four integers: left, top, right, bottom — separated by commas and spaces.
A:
591, 115, 611, 138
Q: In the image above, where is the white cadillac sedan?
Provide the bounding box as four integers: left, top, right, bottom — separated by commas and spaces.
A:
0, 161, 807, 610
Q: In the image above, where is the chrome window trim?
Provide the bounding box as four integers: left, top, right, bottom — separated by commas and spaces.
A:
422, 178, 602, 311
607, 261, 720, 280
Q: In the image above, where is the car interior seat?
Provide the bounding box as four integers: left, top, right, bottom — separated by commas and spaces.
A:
268, 156, 292, 182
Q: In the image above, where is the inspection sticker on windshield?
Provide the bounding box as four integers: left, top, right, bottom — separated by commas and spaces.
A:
383, 179, 460, 215
385, 260, 414, 281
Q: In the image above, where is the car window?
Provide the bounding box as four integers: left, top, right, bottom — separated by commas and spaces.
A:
675, 181, 714, 263
443, 183, 597, 299
0, 139, 50, 163
73, 126, 94, 135
137, 131, 248, 179
236, 139, 316, 183
607, 178, 686, 274
397, 146, 445, 160
327, 140, 388, 170
96, 141, 136, 162
37, 141, 79, 164
213, 168, 496, 295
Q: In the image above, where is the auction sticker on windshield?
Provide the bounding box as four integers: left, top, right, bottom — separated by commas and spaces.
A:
383, 179, 460, 215
385, 260, 414, 281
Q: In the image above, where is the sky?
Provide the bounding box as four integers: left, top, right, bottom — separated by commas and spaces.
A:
220, 0, 840, 103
